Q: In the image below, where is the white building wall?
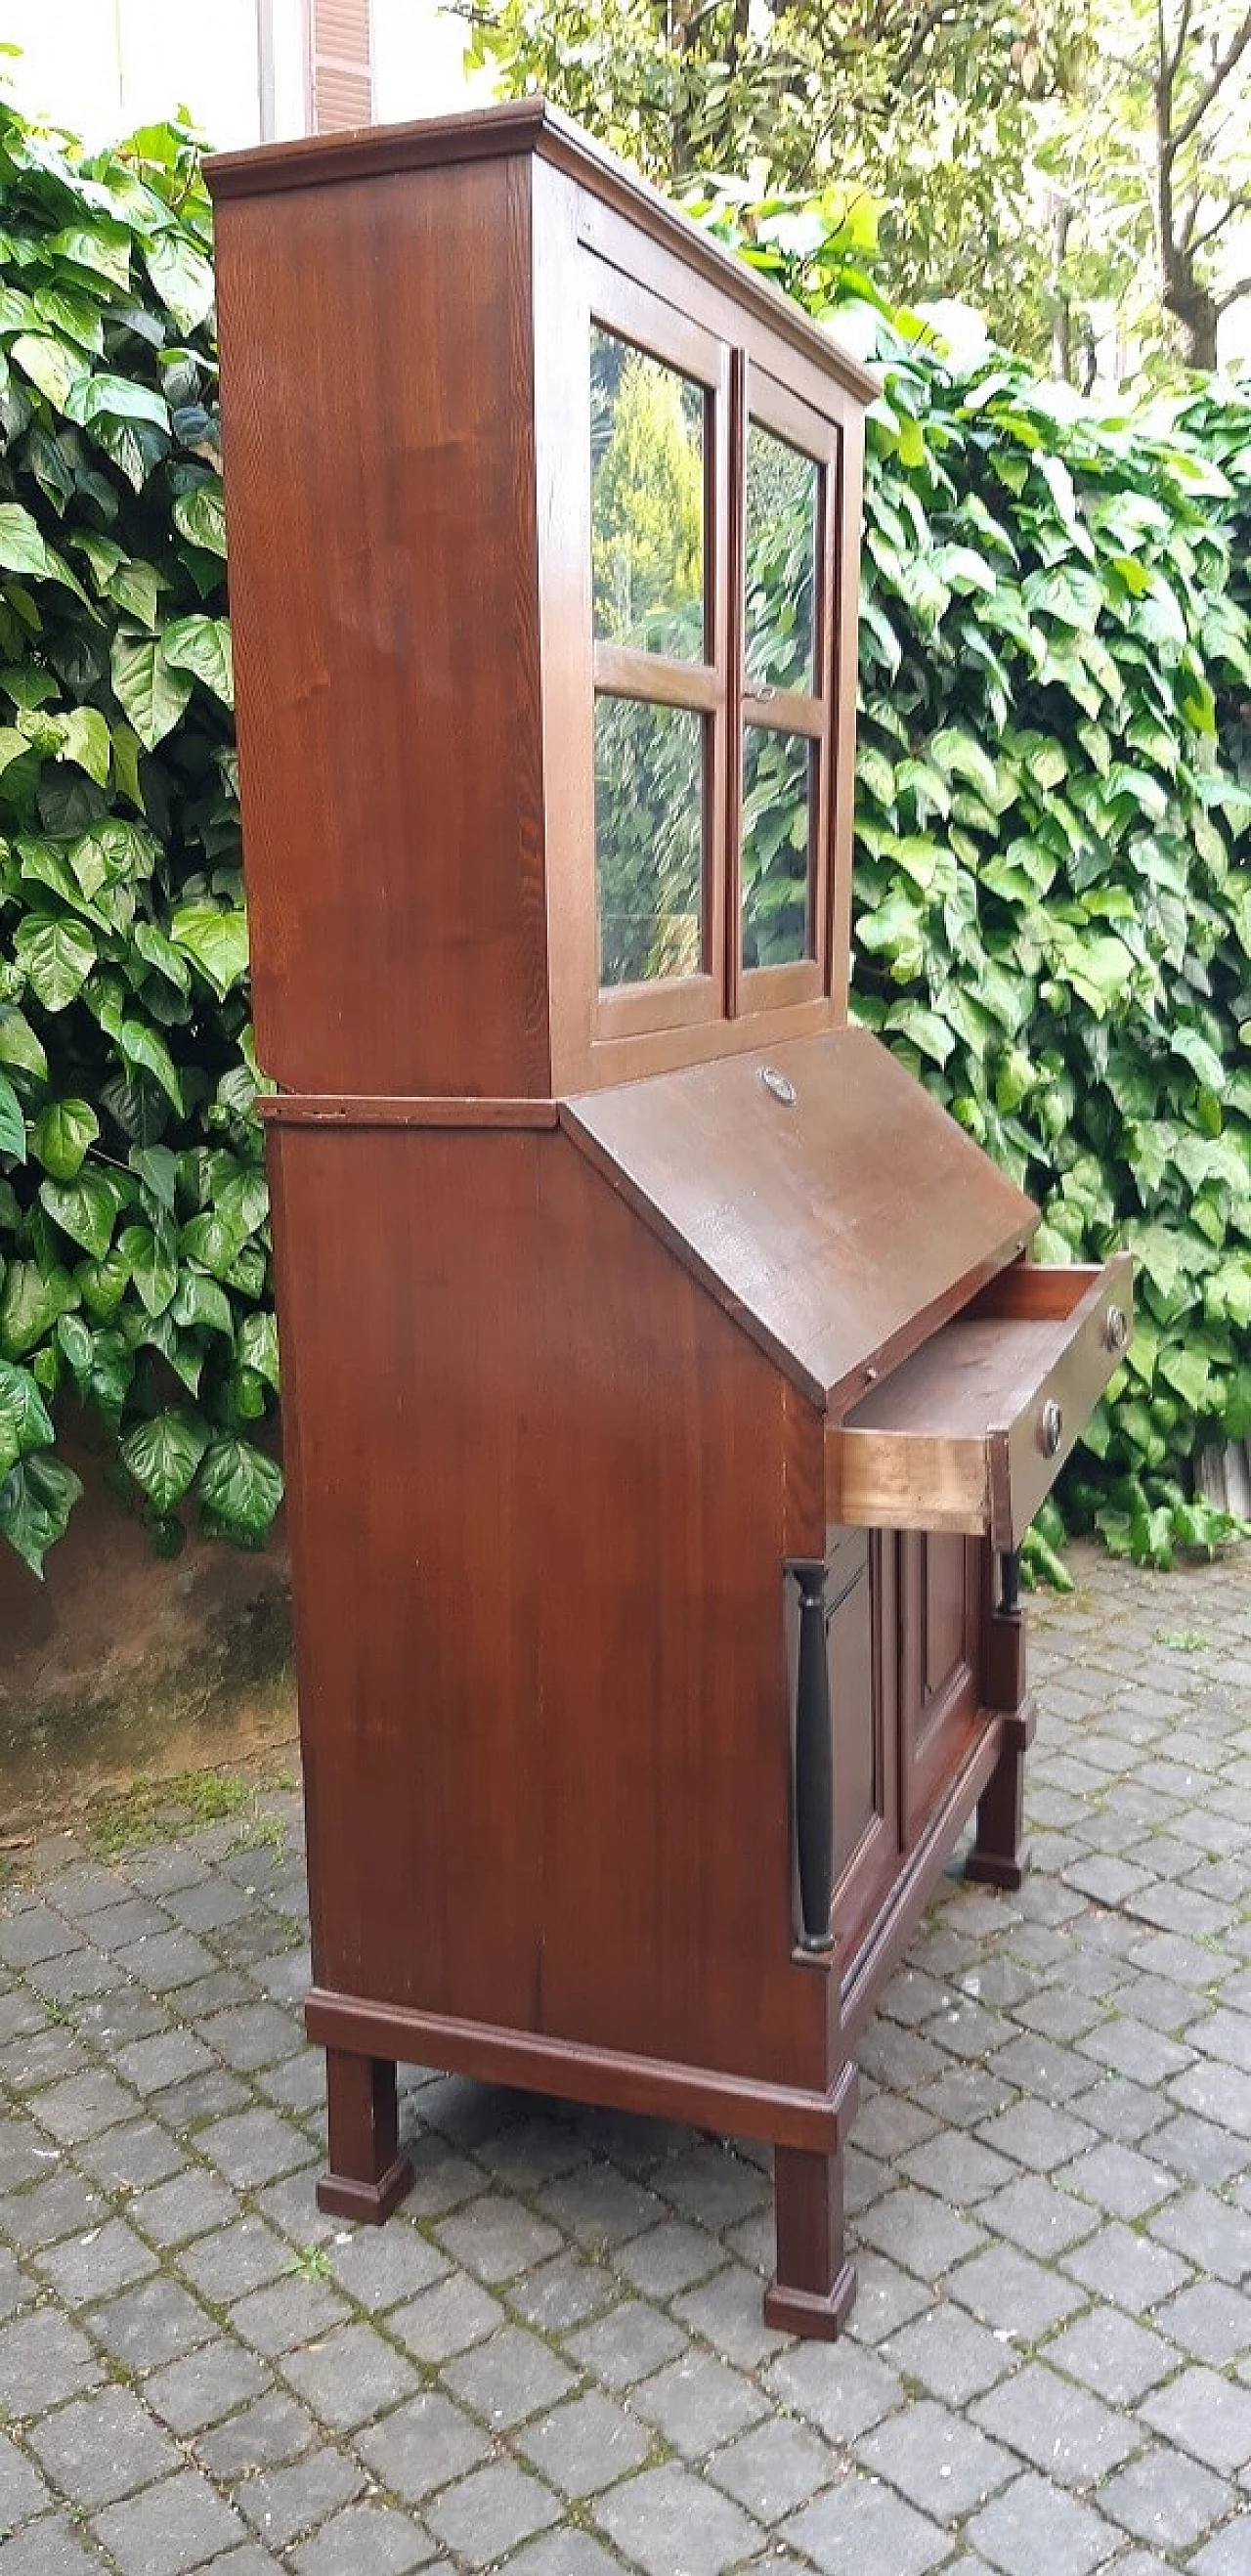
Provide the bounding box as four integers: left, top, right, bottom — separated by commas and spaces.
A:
2, 0, 475, 148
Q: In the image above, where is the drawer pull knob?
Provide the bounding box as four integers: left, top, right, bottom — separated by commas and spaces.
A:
1104, 1304, 1128, 1354
1039, 1399, 1063, 1458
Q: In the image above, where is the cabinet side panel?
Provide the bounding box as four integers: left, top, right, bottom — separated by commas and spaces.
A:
215, 158, 548, 1096
272, 1126, 546, 2029
273, 1122, 826, 2091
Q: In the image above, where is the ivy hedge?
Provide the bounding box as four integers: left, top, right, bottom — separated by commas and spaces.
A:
0, 104, 277, 1572
0, 104, 1246, 1575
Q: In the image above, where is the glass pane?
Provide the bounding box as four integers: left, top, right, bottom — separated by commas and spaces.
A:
595, 695, 705, 987
740, 726, 814, 972
744, 422, 819, 694
591, 327, 706, 661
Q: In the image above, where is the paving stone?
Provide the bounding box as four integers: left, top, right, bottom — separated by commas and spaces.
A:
884, 2303, 1019, 2404
237, 2451, 366, 2550
88, 2272, 217, 2371
1191, 2517, 1251, 2574
32, 2213, 158, 2303
1150, 2187, 1251, 2285
0, 2429, 51, 2533
965, 2469, 1116, 2576
1169, 2059, 1251, 2138
1055, 2139, 1178, 2219
765, 2337, 904, 2443
705, 2413, 836, 2521
972, 2356, 1142, 2486
423, 2461, 562, 2568
1140, 2366, 1251, 2474
947, 2243, 1089, 2336
388, 2271, 507, 2364
1044, 2306, 1177, 2403
442, 2322, 578, 2428
30, 2068, 136, 2144
0, 2309, 103, 2417
354, 2391, 492, 2502
195, 2388, 317, 2478
114, 2030, 217, 2094
1060, 2218, 1192, 2313
321, 2222, 449, 2308
782, 2467, 953, 2576
537, 2162, 667, 2249
1099, 2441, 1232, 2550
433, 2193, 565, 2282
505, 2536, 625, 2576
978, 2171, 1099, 2257
0, 2512, 106, 2575
855, 2185, 985, 2279
1152, 2112, 1251, 2188
669, 2259, 791, 2369
615, 2216, 726, 2298
511, 2249, 615, 2335
898, 2132, 1016, 2205
195, 2106, 316, 2188
114, 1929, 220, 1990
228, 2274, 350, 2357
27, 2382, 182, 2507
76, 2116, 184, 2191
656, 2142, 770, 2231
197, 2003, 304, 2073
1158, 2280, 1251, 2366
566, 2297, 689, 2387
518, 2386, 653, 2497
178, 2216, 291, 2301
279, 2317, 420, 2428
290, 2500, 435, 2576
857, 2395, 1017, 2518
145, 2340, 270, 2435
633, 2347, 766, 2456
977, 2099, 1099, 2171
93, 2468, 248, 2575
597, 2461, 762, 2576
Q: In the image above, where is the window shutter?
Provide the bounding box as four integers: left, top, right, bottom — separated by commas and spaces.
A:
309, 0, 373, 132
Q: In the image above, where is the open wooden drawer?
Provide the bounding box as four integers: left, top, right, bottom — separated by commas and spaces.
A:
826, 1255, 1133, 1550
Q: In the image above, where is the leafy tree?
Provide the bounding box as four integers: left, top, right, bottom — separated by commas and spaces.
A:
460, 0, 1091, 356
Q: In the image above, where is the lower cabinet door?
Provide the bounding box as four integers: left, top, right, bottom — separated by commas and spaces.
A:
899, 1530, 984, 1841
827, 1529, 902, 1953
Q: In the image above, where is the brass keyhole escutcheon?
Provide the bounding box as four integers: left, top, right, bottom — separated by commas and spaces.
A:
1039, 1399, 1063, 1458
1104, 1304, 1128, 1354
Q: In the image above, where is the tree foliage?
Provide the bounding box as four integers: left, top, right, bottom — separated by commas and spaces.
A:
0, 97, 280, 1573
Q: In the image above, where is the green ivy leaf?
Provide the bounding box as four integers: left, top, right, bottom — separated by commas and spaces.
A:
238, 1310, 280, 1391
0, 1451, 83, 1575
81, 374, 170, 432
169, 903, 249, 999
0, 1357, 54, 1481
30, 1098, 100, 1181
120, 1407, 210, 1512
0, 501, 53, 579
118, 1018, 183, 1110
172, 481, 227, 558
0, 1258, 79, 1359
160, 615, 234, 707
0, 1074, 26, 1163
109, 630, 193, 751
143, 232, 215, 333
40, 1169, 122, 1260
14, 914, 97, 1011
116, 1222, 178, 1317
58, 705, 111, 786
195, 1435, 283, 1543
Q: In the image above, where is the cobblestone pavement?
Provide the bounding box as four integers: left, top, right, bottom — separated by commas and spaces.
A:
1, 1543, 1249, 2575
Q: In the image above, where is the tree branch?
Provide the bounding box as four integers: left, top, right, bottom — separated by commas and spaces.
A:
1215, 271, 1251, 313
1189, 186, 1251, 254
1172, 2, 1251, 154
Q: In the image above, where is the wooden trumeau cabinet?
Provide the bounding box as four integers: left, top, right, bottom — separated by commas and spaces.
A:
208, 101, 1132, 2338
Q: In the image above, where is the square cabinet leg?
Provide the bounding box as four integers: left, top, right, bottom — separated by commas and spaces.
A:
764, 2124, 857, 2341
317, 2047, 413, 2224
967, 1708, 1034, 1893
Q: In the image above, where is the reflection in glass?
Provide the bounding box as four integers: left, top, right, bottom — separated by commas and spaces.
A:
744, 424, 819, 695
740, 726, 813, 971
595, 694, 705, 987
591, 327, 706, 660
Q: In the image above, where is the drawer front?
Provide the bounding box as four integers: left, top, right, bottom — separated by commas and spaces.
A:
826, 1253, 1133, 1551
